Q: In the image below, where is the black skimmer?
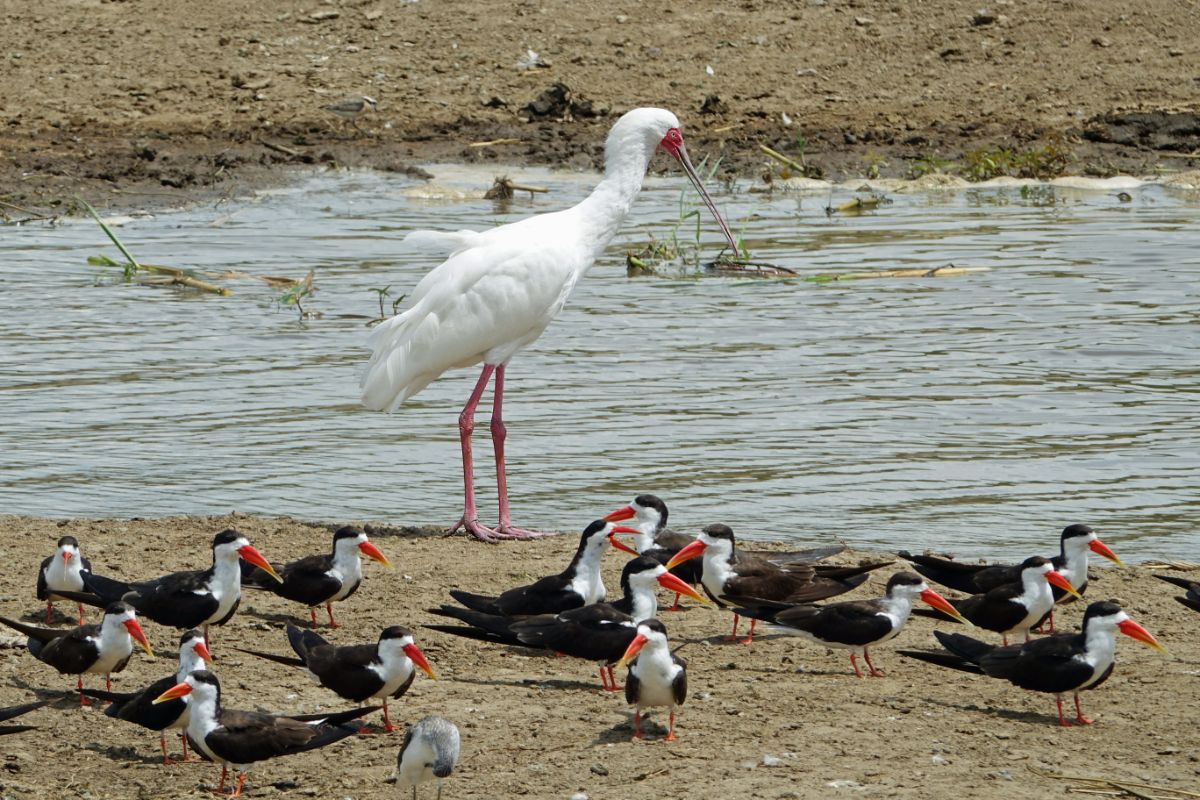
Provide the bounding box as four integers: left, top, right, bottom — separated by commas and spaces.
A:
603, 495, 847, 611
729, 572, 970, 677
603, 495, 703, 597
1153, 573, 1200, 614
665, 524, 892, 643
0, 700, 49, 736
37, 536, 92, 624
240, 526, 391, 628
900, 524, 1122, 630
0, 601, 153, 705
80, 628, 212, 763
237, 623, 434, 732
915, 556, 1081, 645
153, 670, 376, 797
617, 619, 686, 741
427, 556, 704, 690
898, 600, 1165, 726
396, 716, 460, 800
60, 529, 281, 645
447, 520, 638, 616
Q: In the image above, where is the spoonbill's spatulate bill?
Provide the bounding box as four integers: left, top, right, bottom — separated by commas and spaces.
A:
361, 108, 738, 541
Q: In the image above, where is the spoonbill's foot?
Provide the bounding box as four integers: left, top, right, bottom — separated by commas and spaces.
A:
491, 524, 553, 539
450, 516, 503, 542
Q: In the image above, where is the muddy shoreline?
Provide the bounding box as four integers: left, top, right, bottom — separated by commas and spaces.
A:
0, 514, 1197, 799
4, 112, 1199, 218
4, 0, 1200, 215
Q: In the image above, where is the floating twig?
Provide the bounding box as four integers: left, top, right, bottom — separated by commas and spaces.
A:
706, 257, 798, 277
80, 199, 231, 295
830, 196, 891, 214
484, 177, 549, 200
137, 263, 231, 295
88, 255, 231, 295
759, 144, 805, 173
807, 266, 990, 282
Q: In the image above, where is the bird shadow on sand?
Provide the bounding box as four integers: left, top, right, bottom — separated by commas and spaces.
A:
690, 633, 810, 649
448, 675, 602, 692
591, 714, 671, 745
16, 607, 81, 625
784, 666, 861, 678
5, 677, 82, 707
238, 607, 315, 627
919, 695, 1070, 727
80, 740, 166, 765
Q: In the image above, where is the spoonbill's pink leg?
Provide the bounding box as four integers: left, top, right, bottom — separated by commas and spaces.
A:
450, 365, 503, 541
490, 365, 549, 539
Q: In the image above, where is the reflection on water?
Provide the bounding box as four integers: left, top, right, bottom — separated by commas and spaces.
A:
2, 168, 1198, 560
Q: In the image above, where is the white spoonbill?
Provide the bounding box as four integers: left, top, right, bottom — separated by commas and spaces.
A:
361, 107, 738, 541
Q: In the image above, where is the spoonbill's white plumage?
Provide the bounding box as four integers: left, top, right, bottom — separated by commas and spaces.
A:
361, 107, 737, 541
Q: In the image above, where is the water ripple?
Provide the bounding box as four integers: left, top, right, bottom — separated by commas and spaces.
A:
1, 171, 1197, 560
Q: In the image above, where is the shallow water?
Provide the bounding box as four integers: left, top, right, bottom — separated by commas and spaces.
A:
2, 168, 1198, 561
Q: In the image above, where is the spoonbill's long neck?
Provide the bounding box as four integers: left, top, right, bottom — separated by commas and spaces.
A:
574, 147, 655, 258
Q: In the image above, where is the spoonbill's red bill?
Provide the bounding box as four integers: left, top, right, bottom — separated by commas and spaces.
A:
361, 107, 738, 542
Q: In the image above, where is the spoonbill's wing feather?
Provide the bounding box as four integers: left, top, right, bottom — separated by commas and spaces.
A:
362, 217, 588, 411
403, 229, 484, 257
